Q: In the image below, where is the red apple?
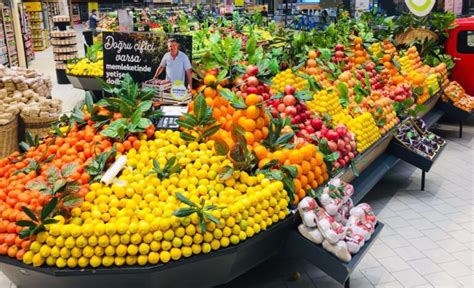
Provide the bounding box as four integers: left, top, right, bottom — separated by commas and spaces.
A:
246, 65, 259, 76
284, 85, 296, 95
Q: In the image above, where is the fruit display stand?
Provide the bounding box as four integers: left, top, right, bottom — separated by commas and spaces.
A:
0, 215, 295, 288
280, 102, 446, 288
65, 75, 102, 92
50, 30, 77, 85
285, 223, 384, 287
436, 100, 473, 138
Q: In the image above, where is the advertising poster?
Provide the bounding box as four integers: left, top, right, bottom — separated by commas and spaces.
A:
102, 32, 192, 86
453, 0, 463, 15
444, 0, 454, 12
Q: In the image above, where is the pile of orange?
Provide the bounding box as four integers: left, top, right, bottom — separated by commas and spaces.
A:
351, 37, 370, 66
255, 143, 329, 204
304, 51, 331, 88
232, 95, 270, 146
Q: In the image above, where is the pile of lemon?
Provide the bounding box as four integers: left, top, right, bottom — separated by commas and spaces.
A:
347, 112, 381, 153
308, 89, 344, 117
66, 51, 104, 77
271, 69, 307, 93
22, 130, 290, 268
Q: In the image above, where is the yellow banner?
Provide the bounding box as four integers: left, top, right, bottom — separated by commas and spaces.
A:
88, 2, 99, 12
24, 2, 42, 12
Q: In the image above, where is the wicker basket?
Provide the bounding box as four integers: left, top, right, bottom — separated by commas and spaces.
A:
21, 115, 58, 139
0, 117, 18, 158
395, 28, 439, 45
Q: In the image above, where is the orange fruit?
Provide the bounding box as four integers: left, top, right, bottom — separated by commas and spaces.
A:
246, 106, 260, 120
354, 37, 362, 44
253, 145, 268, 160
253, 129, 263, 143
244, 132, 255, 145
243, 119, 256, 132
203, 87, 217, 98
245, 94, 260, 106
308, 50, 317, 59
256, 117, 265, 129
203, 74, 217, 86
301, 161, 311, 174
258, 158, 272, 169
307, 59, 317, 68
315, 153, 324, 166
289, 150, 304, 164
272, 150, 287, 164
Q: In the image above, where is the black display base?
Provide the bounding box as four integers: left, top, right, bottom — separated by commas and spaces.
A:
66, 75, 102, 91
56, 69, 70, 84
54, 22, 69, 31
437, 101, 473, 138
285, 222, 384, 286
388, 139, 446, 172
0, 215, 296, 288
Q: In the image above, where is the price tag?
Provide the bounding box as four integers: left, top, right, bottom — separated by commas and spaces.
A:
153, 105, 188, 130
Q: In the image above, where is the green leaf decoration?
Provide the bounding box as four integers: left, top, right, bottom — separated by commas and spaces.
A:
61, 162, 79, 178
214, 139, 230, 156
218, 166, 234, 180
173, 207, 197, 217
41, 197, 58, 221
21, 206, 38, 222
337, 82, 349, 109
202, 124, 222, 139
85, 92, 94, 114
180, 131, 197, 142
175, 192, 198, 207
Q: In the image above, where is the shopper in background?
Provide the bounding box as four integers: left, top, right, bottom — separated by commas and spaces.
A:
89, 9, 100, 36
153, 38, 192, 91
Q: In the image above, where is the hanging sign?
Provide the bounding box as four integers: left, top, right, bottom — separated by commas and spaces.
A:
102, 32, 192, 85
88, 2, 99, 13
405, 0, 436, 17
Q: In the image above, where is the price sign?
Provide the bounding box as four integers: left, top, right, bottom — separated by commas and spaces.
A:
405, 0, 436, 17
153, 105, 188, 130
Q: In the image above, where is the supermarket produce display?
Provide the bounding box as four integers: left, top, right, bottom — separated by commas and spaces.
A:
0, 8, 472, 288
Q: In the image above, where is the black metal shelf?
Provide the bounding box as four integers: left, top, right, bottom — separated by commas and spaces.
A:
285, 222, 384, 285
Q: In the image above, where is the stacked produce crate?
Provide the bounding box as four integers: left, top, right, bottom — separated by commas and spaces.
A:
50, 22, 77, 84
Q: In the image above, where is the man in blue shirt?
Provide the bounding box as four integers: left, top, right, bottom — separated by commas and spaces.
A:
89, 9, 100, 36
153, 38, 192, 91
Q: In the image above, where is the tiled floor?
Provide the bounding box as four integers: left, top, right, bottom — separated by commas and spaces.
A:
0, 26, 473, 287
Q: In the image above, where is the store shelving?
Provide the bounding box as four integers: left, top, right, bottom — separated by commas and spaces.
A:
0, 5, 7, 66
43, 0, 61, 31
18, 4, 35, 64
0, 2, 18, 66
25, 2, 49, 52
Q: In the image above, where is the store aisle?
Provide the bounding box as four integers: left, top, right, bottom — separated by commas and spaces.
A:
28, 24, 87, 113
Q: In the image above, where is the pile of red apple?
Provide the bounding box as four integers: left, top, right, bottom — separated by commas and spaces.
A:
267, 84, 314, 124
333, 44, 353, 71
293, 116, 358, 171
234, 65, 272, 102
316, 124, 358, 171
355, 62, 384, 91
390, 84, 412, 102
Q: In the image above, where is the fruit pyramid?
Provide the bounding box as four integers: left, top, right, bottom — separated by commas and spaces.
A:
308, 89, 344, 117
347, 113, 381, 153
271, 69, 308, 93
22, 131, 290, 268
